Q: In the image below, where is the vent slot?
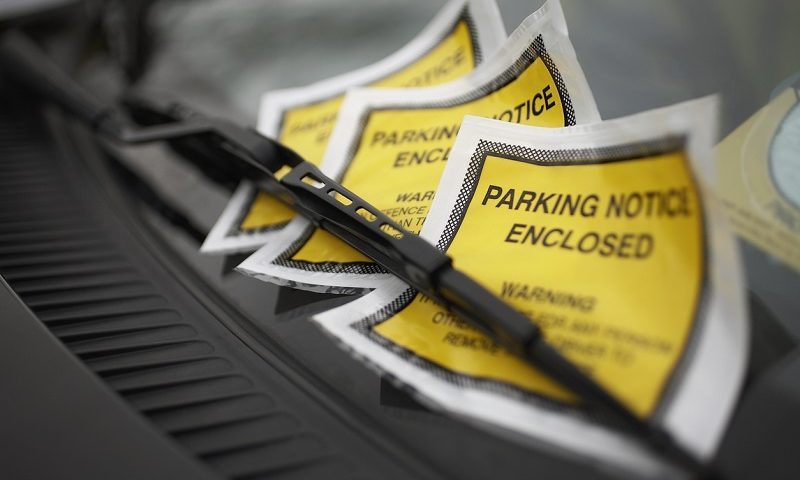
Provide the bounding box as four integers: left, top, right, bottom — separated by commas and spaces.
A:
0, 115, 357, 479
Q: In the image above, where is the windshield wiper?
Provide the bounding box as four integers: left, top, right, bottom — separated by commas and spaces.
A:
0, 30, 710, 476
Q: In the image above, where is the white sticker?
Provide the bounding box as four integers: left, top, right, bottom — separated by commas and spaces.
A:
202, 0, 506, 254
300, 100, 748, 477
239, 0, 601, 293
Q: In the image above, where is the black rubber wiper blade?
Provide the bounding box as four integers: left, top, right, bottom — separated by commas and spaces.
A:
0, 30, 710, 475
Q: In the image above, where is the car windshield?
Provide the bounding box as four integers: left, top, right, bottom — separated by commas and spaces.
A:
127, 0, 800, 331
73, 0, 800, 475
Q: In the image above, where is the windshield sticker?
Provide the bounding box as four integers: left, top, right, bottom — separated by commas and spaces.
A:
238, 0, 601, 293
202, 0, 506, 254
715, 84, 800, 274
302, 101, 748, 476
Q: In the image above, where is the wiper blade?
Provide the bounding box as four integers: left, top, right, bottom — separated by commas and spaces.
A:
0, 30, 709, 475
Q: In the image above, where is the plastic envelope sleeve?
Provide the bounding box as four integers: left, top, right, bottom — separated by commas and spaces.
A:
238, 0, 600, 293
202, 0, 506, 254
301, 100, 749, 477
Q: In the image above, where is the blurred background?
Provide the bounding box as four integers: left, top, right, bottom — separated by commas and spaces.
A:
124, 0, 800, 137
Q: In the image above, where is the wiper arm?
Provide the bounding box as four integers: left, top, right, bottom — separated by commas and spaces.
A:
0, 30, 710, 475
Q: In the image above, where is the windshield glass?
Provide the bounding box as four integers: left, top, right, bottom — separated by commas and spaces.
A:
132, 0, 800, 326
78, 0, 800, 475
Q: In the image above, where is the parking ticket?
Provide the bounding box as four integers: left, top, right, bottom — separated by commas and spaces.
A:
305, 102, 748, 476
238, 0, 601, 293
202, 0, 506, 254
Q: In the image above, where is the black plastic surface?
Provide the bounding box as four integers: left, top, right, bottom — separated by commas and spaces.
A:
717, 351, 800, 479
0, 278, 218, 480
0, 89, 444, 479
